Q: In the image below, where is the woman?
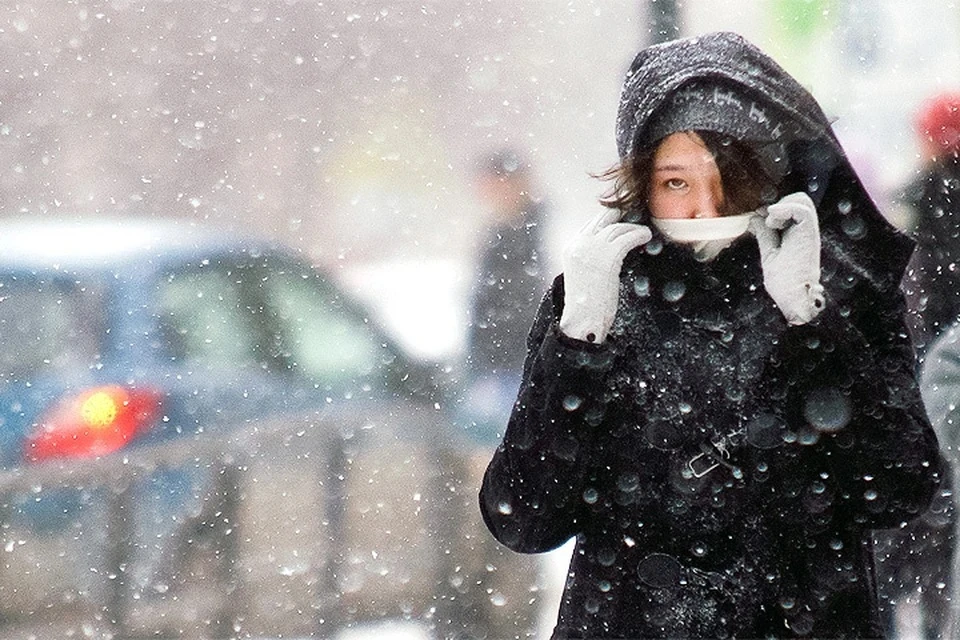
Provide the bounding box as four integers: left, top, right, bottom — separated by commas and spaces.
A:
479, 32, 942, 638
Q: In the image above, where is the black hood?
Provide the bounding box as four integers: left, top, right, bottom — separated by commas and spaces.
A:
615, 31, 915, 293
616, 32, 832, 161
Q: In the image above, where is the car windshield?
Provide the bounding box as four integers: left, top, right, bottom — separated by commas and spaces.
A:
0, 276, 105, 383
159, 265, 263, 372
158, 256, 382, 385
260, 266, 382, 381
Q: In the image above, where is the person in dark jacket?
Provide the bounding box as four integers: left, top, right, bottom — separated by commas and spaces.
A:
874, 92, 960, 640
479, 32, 942, 639
918, 322, 960, 638
902, 92, 960, 356
462, 149, 547, 444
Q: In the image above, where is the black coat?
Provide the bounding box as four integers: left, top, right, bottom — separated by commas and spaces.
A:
479, 32, 941, 639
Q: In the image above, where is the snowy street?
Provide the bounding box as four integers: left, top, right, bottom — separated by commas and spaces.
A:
0, 1, 957, 638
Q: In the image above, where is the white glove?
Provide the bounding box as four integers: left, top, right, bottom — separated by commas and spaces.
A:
559, 209, 652, 343
750, 192, 826, 325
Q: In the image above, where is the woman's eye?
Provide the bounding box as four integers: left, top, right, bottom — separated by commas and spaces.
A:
665, 178, 687, 190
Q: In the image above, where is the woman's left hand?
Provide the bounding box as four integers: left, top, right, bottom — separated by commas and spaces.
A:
750, 192, 826, 325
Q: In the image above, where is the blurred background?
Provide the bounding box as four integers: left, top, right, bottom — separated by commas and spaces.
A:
0, 1, 958, 639
2, 0, 956, 359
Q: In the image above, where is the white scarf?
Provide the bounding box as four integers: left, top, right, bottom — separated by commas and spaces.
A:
651, 213, 756, 261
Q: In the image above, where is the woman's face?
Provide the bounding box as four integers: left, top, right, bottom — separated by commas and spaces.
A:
647, 131, 729, 219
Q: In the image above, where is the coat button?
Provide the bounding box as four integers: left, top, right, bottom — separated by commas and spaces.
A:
637, 552, 682, 589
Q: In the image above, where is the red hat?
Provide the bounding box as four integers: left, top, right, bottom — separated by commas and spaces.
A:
917, 92, 960, 157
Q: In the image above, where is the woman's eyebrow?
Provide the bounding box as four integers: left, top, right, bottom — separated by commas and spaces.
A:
653, 163, 687, 172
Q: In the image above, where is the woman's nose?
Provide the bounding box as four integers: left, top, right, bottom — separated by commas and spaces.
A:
693, 192, 722, 219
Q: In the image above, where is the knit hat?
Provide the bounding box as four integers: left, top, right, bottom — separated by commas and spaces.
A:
917, 92, 960, 158
641, 79, 793, 180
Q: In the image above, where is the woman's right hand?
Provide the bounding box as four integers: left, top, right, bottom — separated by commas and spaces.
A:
559, 209, 652, 343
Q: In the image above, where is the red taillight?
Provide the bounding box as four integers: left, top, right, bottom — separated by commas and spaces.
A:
24, 385, 163, 462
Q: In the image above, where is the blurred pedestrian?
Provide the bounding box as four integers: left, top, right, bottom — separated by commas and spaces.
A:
875, 92, 960, 639
902, 92, 960, 356
439, 148, 551, 639
918, 323, 960, 638
461, 148, 548, 444
872, 482, 954, 640
479, 31, 942, 639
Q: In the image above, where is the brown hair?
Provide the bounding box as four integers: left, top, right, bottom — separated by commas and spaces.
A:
597, 130, 779, 221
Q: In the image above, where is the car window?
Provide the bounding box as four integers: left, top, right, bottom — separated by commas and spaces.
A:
158, 267, 263, 372
259, 264, 383, 384
0, 276, 105, 382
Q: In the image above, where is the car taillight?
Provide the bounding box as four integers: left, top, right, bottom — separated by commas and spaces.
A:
24, 385, 163, 462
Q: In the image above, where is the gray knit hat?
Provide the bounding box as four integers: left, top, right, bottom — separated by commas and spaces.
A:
642, 79, 793, 180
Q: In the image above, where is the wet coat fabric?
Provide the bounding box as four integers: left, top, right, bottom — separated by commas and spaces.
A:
479, 32, 941, 639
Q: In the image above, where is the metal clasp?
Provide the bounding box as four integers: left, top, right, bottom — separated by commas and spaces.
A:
686, 428, 744, 479
687, 450, 721, 478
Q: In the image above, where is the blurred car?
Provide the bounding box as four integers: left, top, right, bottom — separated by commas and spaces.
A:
0, 217, 543, 639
